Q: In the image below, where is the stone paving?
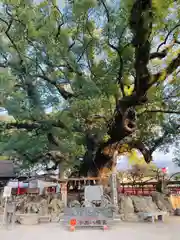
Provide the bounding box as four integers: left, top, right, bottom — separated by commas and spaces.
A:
1, 216, 180, 240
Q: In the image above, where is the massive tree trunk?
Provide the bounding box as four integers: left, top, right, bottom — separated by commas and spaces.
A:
80, 0, 153, 177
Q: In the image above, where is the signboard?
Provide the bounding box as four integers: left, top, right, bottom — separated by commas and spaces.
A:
85, 185, 103, 202
64, 207, 113, 227
68, 218, 107, 227
3, 186, 12, 198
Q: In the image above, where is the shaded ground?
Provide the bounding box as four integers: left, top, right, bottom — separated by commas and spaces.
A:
1, 216, 180, 240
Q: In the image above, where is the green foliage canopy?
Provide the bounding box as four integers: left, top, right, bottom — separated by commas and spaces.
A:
0, 0, 179, 174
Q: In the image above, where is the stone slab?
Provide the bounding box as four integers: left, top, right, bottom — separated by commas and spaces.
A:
84, 185, 103, 201
138, 211, 167, 223
18, 214, 39, 225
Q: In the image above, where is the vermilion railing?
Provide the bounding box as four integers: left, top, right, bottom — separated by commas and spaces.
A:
118, 186, 180, 196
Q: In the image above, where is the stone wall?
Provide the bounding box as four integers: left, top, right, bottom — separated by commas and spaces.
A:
0, 191, 174, 223
118, 192, 174, 221
0, 194, 64, 217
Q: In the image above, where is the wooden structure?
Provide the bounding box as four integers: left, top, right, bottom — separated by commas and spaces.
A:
0, 160, 15, 177
6, 172, 180, 197
45, 177, 180, 196
63, 174, 118, 231
0, 160, 27, 195
0, 161, 16, 191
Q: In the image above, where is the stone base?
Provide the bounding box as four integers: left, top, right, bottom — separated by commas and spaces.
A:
39, 215, 51, 223
120, 213, 140, 222
18, 214, 39, 225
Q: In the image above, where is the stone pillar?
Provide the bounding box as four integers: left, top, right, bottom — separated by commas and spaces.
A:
61, 183, 67, 207
110, 173, 118, 208
110, 150, 118, 208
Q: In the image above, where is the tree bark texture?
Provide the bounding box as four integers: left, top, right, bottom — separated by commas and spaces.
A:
80, 0, 153, 176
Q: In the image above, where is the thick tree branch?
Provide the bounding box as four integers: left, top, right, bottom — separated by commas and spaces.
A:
151, 41, 175, 60
157, 23, 180, 52
53, 4, 64, 39
150, 53, 180, 87
0, 13, 29, 77
4, 122, 40, 131
77, 39, 93, 62
145, 109, 180, 115
87, 0, 154, 176
130, 0, 152, 99
100, 0, 125, 97
34, 74, 74, 100
1, 119, 68, 131
150, 50, 167, 60
138, 109, 180, 116
149, 125, 180, 154
102, 0, 153, 145
87, 114, 108, 123
47, 133, 62, 147
127, 140, 152, 164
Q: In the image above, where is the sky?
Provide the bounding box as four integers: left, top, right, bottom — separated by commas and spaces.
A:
117, 151, 180, 174
34, 0, 65, 7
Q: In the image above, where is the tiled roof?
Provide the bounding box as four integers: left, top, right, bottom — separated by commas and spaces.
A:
0, 160, 15, 177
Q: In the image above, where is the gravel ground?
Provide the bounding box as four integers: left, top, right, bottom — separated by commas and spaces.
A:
1, 216, 180, 240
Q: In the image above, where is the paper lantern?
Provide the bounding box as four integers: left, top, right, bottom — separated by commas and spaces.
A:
162, 167, 167, 173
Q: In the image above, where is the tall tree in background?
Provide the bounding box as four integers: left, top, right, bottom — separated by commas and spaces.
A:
0, 0, 179, 176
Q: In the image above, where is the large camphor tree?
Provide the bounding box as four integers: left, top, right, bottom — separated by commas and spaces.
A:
0, 0, 179, 176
